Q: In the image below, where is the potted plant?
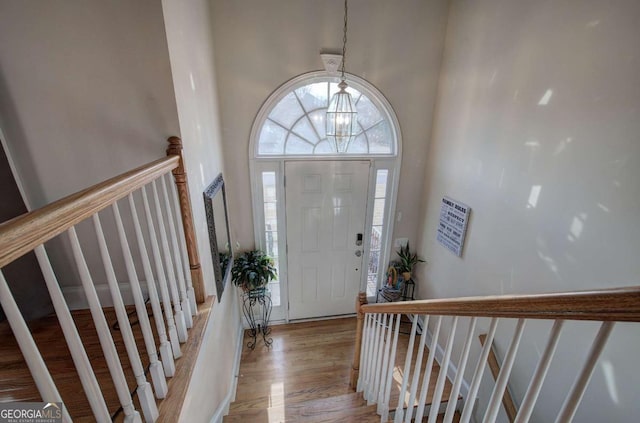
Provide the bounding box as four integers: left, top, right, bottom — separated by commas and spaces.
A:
396, 242, 425, 281
231, 250, 278, 294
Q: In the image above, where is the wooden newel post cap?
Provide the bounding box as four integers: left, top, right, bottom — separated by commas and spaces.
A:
167, 137, 185, 175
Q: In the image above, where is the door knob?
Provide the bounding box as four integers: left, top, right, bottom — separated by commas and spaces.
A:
355, 250, 362, 257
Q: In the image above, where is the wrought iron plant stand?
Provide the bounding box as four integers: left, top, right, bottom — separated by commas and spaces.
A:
242, 287, 273, 349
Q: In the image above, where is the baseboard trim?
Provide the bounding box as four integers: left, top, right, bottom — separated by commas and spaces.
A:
210, 321, 244, 423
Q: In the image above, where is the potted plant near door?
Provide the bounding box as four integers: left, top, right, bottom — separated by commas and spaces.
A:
396, 242, 425, 282
231, 249, 278, 295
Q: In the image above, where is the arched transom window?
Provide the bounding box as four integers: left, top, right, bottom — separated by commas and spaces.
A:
254, 75, 397, 156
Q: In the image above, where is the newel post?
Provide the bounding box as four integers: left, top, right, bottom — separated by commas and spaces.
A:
350, 291, 368, 390
167, 137, 205, 303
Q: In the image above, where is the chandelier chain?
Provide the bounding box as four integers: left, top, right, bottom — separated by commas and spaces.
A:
341, 0, 348, 79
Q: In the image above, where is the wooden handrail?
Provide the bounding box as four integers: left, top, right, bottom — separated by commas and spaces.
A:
0, 155, 179, 268
361, 286, 640, 322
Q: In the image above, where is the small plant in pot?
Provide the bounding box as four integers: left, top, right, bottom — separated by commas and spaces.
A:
231, 250, 278, 294
396, 242, 425, 282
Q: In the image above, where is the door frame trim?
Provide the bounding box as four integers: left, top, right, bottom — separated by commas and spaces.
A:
250, 157, 400, 323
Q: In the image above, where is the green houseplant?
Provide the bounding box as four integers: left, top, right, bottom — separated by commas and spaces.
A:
231, 250, 278, 292
396, 242, 425, 281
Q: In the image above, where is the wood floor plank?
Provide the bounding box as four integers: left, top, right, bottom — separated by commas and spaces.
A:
226, 316, 460, 422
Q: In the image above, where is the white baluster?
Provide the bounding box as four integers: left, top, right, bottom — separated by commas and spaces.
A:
359, 313, 373, 393
141, 187, 182, 359
151, 180, 188, 342
555, 321, 614, 423
370, 313, 388, 405
93, 214, 158, 423
34, 245, 111, 422
112, 202, 169, 399
483, 318, 526, 423
460, 318, 499, 423
394, 315, 418, 423
128, 193, 176, 377
405, 315, 430, 422
357, 313, 371, 393
515, 319, 564, 423
381, 313, 402, 422
377, 313, 395, 414
0, 270, 72, 423
427, 316, 459, 423
160, 176, 193, 328
414, 316, 442, 423
67, 227, 142, 423
444, 317, 477, 423
366, 314, 383, 402
166, 174, 197, 316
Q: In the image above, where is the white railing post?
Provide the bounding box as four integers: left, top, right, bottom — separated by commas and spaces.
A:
381, 313, 402, 422
93, 214, 158, 423
414, 316, 443, 423
151, 180, 188, 342
141, 187, 182, 358
366, 313, 383, 402
555, 321, 615, 423
377, 313, 395, 414
112, 202, 169, 399
406, 315, 430, 420
160, 176, 193, 328
166, 174, 197, 316
444, 317, 477, 423
460, 318, 499, 423
34, 245, 111, 422
483, 318, 526, 423
515, 319, 564, 423
67, 226, 142, 423
427, 316, 459, 423
128, 193, 176, 376
0, 270, 72, 423
357, 313, 371, 393
394, 315, 418, 423
369, 313, 388, 405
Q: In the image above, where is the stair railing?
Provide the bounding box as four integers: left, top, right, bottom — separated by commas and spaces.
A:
352, 287, 640, 423
0, 137, 203, 423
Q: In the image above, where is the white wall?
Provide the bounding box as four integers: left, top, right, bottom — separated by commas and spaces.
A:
161, 0, 243, 421
417, 0, 640, 421
210, 0, 450, 250
0, 0, 181, 289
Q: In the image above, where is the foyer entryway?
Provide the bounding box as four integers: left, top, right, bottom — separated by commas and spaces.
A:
285, 161, 370, 320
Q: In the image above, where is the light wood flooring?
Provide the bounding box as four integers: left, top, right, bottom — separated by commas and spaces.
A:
0, 297, 214, 422
225, 317, 461, 422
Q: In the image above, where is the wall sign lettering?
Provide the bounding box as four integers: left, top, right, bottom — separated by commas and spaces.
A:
437, 196, 470, 257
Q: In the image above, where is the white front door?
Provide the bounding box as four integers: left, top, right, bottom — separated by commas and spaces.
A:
285, 161, 370, 320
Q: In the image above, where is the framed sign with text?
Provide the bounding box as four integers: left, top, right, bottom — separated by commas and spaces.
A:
437, 196, 470, 257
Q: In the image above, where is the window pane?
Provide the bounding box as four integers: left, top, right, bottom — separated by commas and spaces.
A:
357, 95, 383, 130
292, 116, 319, 144
308, 109, 326, 139
264, 203, 277, 230
265, 231, 278, 256
295, 82, 328, 111
366, 120, 392, 154
285, 133, 314, 154
373, 198, 386, 226
348, 133, 368, 154
375, 170, 388, 198
268, 92, 304, 128
258, 120, 286, 155
262, 171, 276, 202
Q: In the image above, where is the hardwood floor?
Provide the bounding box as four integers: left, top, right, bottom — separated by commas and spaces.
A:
0, 297, 214, 422
225, 317, 461, 422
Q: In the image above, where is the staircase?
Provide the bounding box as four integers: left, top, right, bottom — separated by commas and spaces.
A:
224, 317, 461, 422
